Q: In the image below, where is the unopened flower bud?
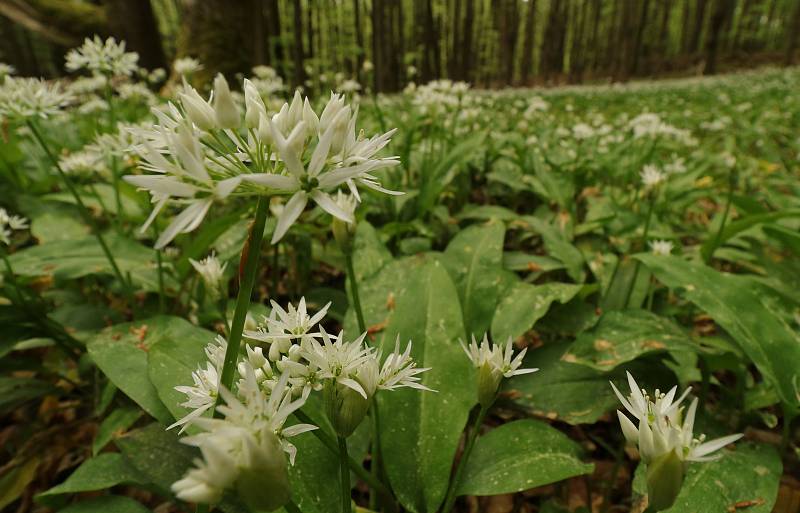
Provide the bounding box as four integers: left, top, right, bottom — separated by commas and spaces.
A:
324, 381, 371, 438
645, 450, 686, 511
180, 84, 216, 130
243, 79, 266, 129
235, 430, 291, 512
476, 362, 502, 408
212, 73, 240, 129
331, 191, 357, 252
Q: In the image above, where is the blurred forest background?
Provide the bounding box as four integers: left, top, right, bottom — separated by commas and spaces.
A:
1, 0, 800, 90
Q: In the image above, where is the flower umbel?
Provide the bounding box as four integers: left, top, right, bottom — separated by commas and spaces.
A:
461, 335, 538, 407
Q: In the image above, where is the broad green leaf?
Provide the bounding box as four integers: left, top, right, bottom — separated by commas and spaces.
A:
57, 496, 151, 513
563, 309, 695, 371
443, 221, 506, 337
600, 257, 651, 311
456, 419, 593, 496
502, 252, 564, 274
28, 202, 89, 243
147, 319, 217, 423
8, 234, 176, 292
700, 209, 800, 262
632, 443, 781, 513
86, 317, 186, 424
637, 254, 800, 406
38, 453, 145, 501
93, 407, 142, 455
0, 457, 39, 510
115, 423, 196, 497
520, 216, 585, 282
506, 342, 676, 425
491, 282, 582, 342
351, 221, 393, 282
351, 255, 474, 513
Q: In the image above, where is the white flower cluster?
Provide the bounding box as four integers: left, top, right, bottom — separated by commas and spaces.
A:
171, 298, 431, 505
408, 79, 470, 116
124, 75, 400, 248
640, 164, 666, 188
190, 252, 228, 300
174, 57, 203, 77
462, 335, 538, 407
0, 77, 73, 121
66, 36, 139, 77
611, 372, 743, 465
0, 208, 28, 245
628, 112, 696, 145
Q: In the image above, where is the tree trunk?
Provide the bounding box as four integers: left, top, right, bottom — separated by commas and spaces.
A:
291, 0, 305, 88
688, 0, 708, 54
704, 0, 732, 74
785, 0, 800, 64
630, 0, 650, 75
461, 0, 475, 82
520, 0, 537, 84
177, 0, 254, 84
104, 0, 166, 70
265, 0, 286, 77
352, 0, 364, 81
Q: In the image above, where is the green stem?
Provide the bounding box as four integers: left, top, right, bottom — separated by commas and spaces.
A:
338, 436, 352, 513
442, 404, 489, 513
781, 404, 796, 453
345, 250, 366, 334
624, 191, 656, 309
26, 120, 132, 293
213, 196, 269, 414
369, 400, 382, 511
293, 410, 395, 509
153, 224, 166, 314
706, 169, 736, 263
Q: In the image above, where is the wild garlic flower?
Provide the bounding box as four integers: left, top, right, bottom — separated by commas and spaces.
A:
244, 297, 331, 361
302, 329, 432, 437
125, 77, 400, 248
640, 164, 666, 188
65, 36, 139, 77
0, 77, 72, 121
0, 208, 28, 245
173, 57, 203, 76
648, 239, 674, 256
462, 335, 538, 407
190, 252, 228, 300
169, 335, 227, 432
611, 372, 743, 510
173, 372, 315, 510
0, 63, 14, 79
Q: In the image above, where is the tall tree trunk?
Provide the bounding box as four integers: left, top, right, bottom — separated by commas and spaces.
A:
450, 0, 462, 79
291, 0, 305, 87
252, 0, 267, 65
352, 0, 364, 81
305, 0, 314, 65
265, 0, 286, 78
704, 0, 732, 74
461, 0, 475, 81
688, 0, 708, 54
785, 0, 800, 64
371, 0, 383, 91
104, 0, 166, 70
630, 0, 650, 75
657, 0, 672, 58
520, 0, 537, 84
177, 0, 254, 84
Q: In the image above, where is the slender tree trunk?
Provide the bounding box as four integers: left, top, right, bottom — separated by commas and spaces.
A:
461, 0, 475, 81
291, 0, 305, 87
265, 0, 285, 77
688, 0, 708, 54
352, 0, 364, 81
630, 0, 650, 75
785, 0, 800, 64
704, 0, 732, 74
520, 0, 537, 84
252, 0, 267, 65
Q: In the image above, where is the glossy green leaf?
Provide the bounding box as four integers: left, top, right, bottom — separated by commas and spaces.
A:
633, 443, 781, 513
351, 255, 474, 513
93, 407, 142, 456
506, 342, 676, 425
521, 216, 585, 282
700, 209, 800, 262
637, 254, 800, 406
57, 496, 151, 513
563, 309, 695, 371
7, 234, 176, 292
86, 317, 187, 425
456, 419, 593, 496
443, 220, 506, 337
146, 318, 217, 423
38, 453, 145, 501
491, 282, 582, 342
115, 423, 196, 497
